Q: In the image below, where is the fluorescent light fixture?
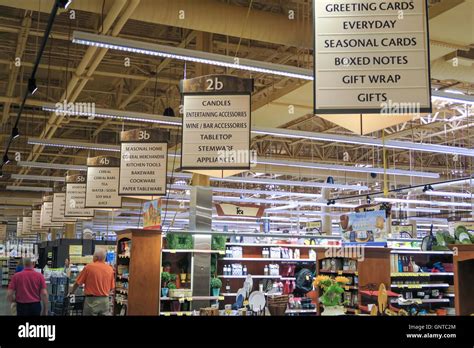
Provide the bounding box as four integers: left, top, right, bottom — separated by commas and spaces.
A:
6, 185, 52, 192
213, 195, 356, 208
392, 207, 441, 214
213, 175, 367, 190
425, 191, 473, 199
374, 197, 473, 207
252, 126, 474, 157
72, 31, 313, 81
258, 158, 439, 179
17, 161, 87, 171
432, 90, 474, 106
42, 104, 181, 126
10, 174, 65, 182
28, 137, 120, 152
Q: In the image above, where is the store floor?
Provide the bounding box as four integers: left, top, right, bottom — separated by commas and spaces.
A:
0, 288, 11, 315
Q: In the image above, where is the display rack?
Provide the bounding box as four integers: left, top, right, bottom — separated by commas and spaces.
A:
7, 257, 22, 284
389, 249, 455, 314
315, 247, 391, 315
449, 244, 474, 315
217, 243, 317, 310
115, 229, 162, 315
0, 258, 8, 287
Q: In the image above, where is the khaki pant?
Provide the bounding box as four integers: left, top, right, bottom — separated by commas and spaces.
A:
83, 296, 109, 316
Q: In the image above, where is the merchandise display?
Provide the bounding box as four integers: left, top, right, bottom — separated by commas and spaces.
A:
0, 0, 472, 345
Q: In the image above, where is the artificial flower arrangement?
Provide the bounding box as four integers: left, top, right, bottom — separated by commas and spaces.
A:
313, 275, 350, 307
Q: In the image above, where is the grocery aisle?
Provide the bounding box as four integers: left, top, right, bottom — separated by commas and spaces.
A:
0, 288, 10, 315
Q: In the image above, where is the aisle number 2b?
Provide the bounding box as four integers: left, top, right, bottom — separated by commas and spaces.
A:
206, 77, 224, 91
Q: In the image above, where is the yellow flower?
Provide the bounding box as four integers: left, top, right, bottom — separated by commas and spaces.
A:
313, 275, 330, 286
335, 276, 350, 284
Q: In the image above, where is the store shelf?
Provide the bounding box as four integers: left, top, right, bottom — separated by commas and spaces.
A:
391, 283, 450, 288
390, 250, 453, 255
319, 269, 357, 275
218, 275, 293, 279
226, 242, 321, 249
162, 249, 223, 254
160, 311, 193, 316
445, 293, 455, 297
222, 292, 284, 297
161, 296, 221, 301
285, 308, 317, 314
221, 257, 315, 262
116, 289, 128, 294
390, 298, 450, 304
391, 272, 454, 277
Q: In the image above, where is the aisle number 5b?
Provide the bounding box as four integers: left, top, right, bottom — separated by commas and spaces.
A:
206, 77, 224, 91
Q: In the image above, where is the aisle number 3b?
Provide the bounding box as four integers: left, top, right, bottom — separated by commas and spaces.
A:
206, 77, 224, 91
138, 130, 150, 140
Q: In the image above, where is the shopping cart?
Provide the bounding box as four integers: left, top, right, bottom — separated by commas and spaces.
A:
52, 295, 85, 316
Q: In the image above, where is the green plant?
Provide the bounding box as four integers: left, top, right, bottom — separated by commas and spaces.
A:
166, 233, 193, 249
313, 275, 349, 307
210, 277, 222, 289
167, 282, 177, 290
169, 273, 177, 281
211, 235, 226, 250
161, 271, 171, 285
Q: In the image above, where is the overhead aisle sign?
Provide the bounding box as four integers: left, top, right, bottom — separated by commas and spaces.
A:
41, 196, 63, 228
22, 216, 33, 235
314, 0, 431, 114
65, 174, 95, 217
86, 156, 122, 208
52, 185, 77, 223
180, 75, 253, 171
119, 129, 169, 196
0, 222, 6, 241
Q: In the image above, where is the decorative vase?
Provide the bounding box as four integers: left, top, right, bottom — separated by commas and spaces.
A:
161, 288, 169, 297
212, 288, 220, 297
180, 273, 187, 284
321, 305, 345, 316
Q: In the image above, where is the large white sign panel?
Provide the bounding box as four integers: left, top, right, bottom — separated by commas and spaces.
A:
0, 223, 6, 240
314, 0, 431, 113
65, 175, 95, 217
16, 221, 23, 237
119, 129, 168, 196
182, 94, 250, 169
40, 201, 63, 228
86, 156, 122, 208
52, 192, 77, 222
22, 217, 32, 235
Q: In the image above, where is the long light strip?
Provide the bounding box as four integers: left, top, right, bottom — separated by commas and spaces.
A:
28, 137, 120, 152
42, 104, 181, 126
17, 161, 87, 171
252, 126, 474, 157
212, 195, 356, 208
432, 90, 474, 106
213, 176, 367, 190
392, 207, 442, 213
28, 134, 440, 179
425, 191, 473, 199
374, 197, 473, 207
257, 158, 439, 179
11, 174, 65, 182
6, 185, 52, 192
72, 31, 313, 80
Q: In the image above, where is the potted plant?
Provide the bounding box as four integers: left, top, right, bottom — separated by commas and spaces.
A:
210, 277, 222, 297
313, 275, 349, 316
178, 258, 188, 284
161, 271, 171, 297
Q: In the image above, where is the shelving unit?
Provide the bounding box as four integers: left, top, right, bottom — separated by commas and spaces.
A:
7, 257, 21, 284
449, 244, 474, 315
115, 229, 163, 316
390, 249, 455, 313
0, 258, 8, 287
218, 243, 318, 310
315, 247, 392, 315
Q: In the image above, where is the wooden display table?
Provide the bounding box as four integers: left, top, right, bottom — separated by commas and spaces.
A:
449, 244, 474, 315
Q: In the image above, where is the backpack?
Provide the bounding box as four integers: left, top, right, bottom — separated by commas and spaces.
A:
295, 268, 314, 294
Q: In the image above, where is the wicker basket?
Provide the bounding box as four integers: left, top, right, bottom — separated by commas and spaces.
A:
267, 295, 289, 316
